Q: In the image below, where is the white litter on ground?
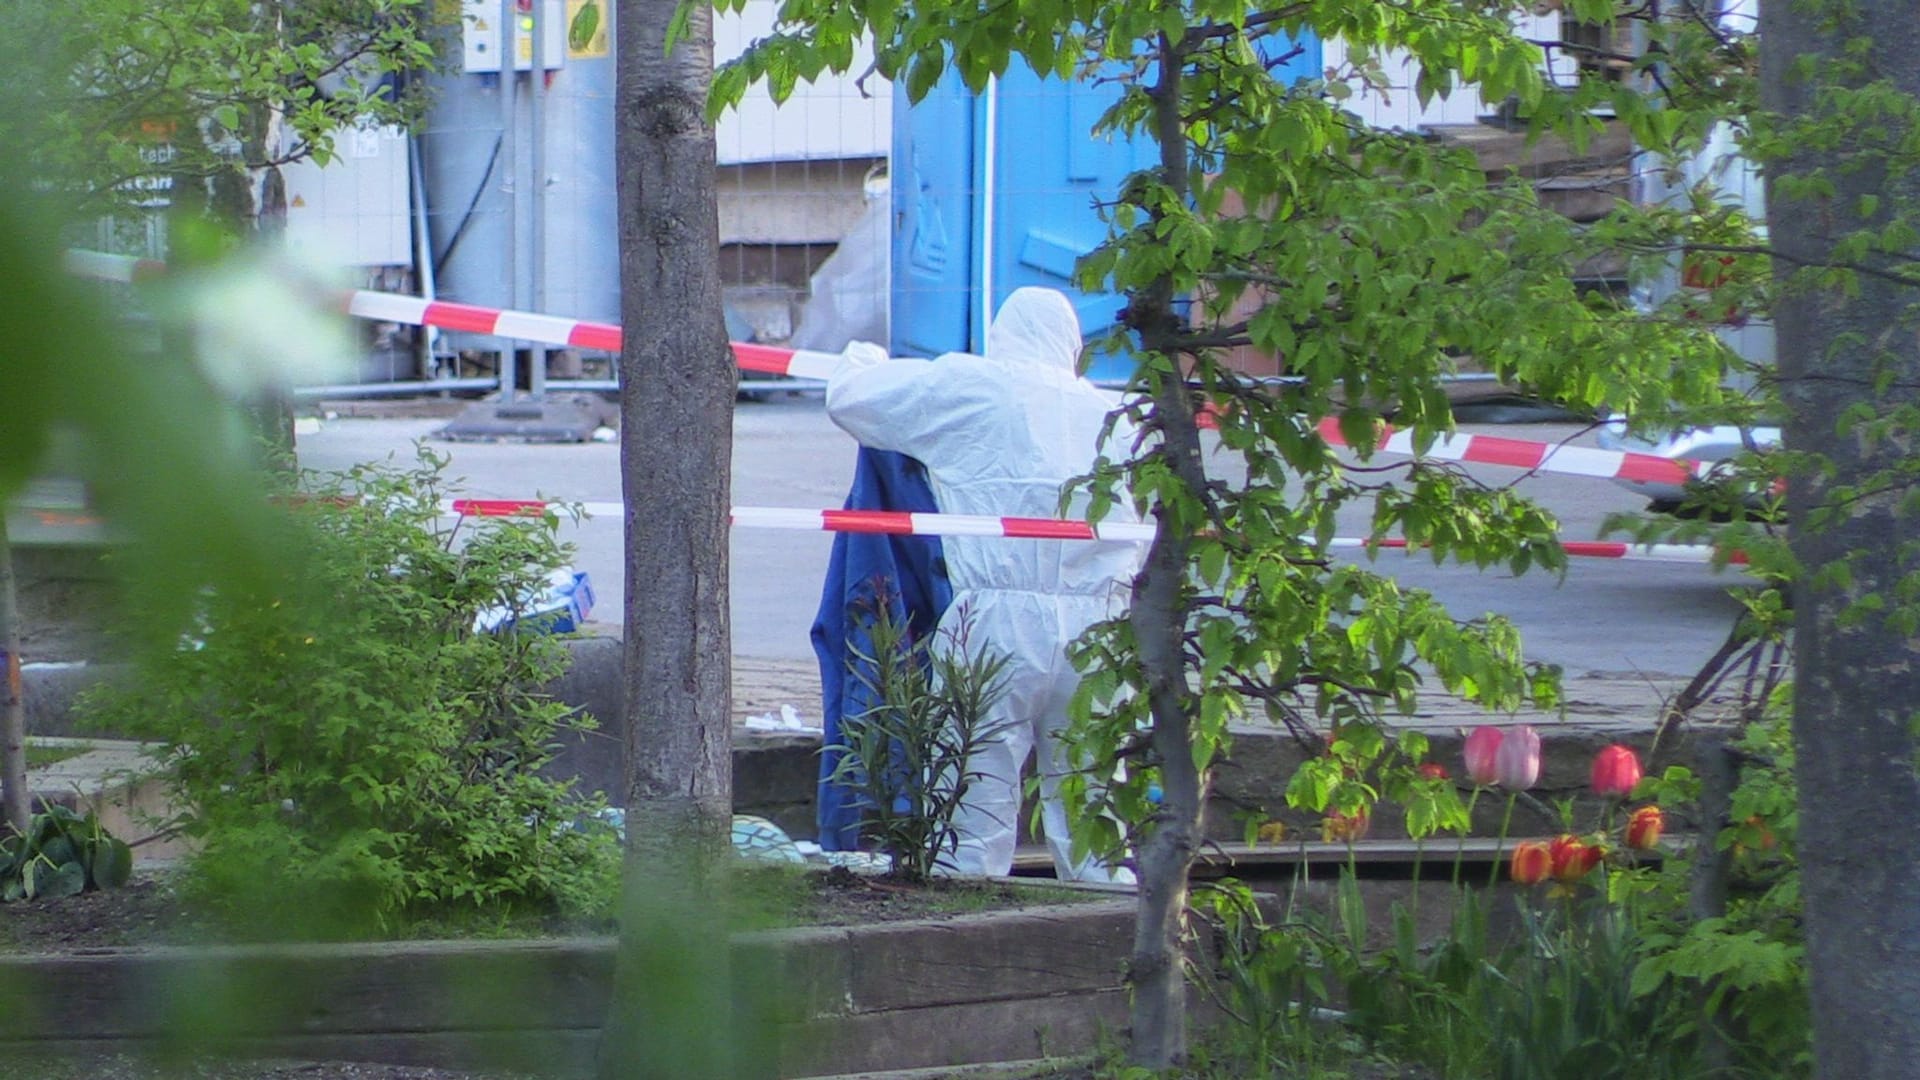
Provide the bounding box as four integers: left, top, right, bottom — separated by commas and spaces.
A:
743, 704, 819, 734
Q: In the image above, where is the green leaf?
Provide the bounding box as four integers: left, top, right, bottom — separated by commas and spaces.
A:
92, 839, 133, 890
43, 861, 87, 899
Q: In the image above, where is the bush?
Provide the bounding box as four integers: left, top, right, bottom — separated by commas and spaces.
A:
828, 601, 1011, 883
83, 448, 618, 936
0, 804, 133, 902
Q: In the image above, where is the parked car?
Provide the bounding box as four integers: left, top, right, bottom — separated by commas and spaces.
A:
1596, 419, 1781, 511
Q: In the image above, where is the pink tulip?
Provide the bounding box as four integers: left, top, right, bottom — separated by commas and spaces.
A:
1463, 727, 1504, 786
1494, 725, 1541, 789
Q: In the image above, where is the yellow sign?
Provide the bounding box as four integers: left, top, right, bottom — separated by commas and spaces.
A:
566, 0, 608, 59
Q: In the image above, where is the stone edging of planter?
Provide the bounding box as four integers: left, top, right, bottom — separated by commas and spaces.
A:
0, 899, 1137, 1078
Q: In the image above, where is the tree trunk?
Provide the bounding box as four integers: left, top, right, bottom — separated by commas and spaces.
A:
598, 0, 738, 1076
1761, 6, 1920, 1076
0, 520, 29, 835
1123, 33, 1210, 1070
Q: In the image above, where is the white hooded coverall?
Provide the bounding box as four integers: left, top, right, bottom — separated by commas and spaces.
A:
825, 287, 1144, 881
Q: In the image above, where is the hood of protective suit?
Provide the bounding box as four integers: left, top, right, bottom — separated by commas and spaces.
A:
985, 287, 1083, 373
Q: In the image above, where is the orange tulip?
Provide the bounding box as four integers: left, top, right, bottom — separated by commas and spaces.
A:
1417, 761, 1449, 781
1548, 834, 1602, 882
1626, 806, 1665, 850
1510, 840, 1552, 885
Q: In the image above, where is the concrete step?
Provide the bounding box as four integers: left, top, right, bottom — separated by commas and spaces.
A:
24, 737, 186, 859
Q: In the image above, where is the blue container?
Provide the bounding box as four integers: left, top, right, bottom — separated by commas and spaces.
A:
892, 39, 1321, 383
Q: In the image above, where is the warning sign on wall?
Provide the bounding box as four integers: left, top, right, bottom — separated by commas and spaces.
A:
566, 0, 607, 59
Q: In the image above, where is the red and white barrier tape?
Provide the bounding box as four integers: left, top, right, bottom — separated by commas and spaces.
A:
1313, 417, 1705, 487
69, 249, 1733, 488
439, 500, 1734, 564
61, 250, 843, 381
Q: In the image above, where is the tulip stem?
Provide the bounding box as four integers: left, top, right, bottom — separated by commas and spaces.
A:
1452, 786, 1483, 890
1488, 791, 1517, 891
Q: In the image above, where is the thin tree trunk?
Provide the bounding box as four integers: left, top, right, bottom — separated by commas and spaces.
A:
598, 0, 738, 1076
1761, 4, 1920, 1076
0, 520, 29, 835
1124, 32, 1211, 1070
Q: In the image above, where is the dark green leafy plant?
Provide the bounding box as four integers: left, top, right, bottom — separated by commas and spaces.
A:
829, 602, 1012, 884
1633, 710, 1808, 1077
0, 803, 133, 902
81, 447, 618, 937
1200, 872, 1704, 1080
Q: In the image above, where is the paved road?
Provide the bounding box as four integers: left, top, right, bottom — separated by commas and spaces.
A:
296, 396, 1751, 707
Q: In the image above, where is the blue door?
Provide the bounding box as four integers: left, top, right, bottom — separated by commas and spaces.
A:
890, 69, 978, 362
892, 39, 1322, 383
984, 62, 1158, 383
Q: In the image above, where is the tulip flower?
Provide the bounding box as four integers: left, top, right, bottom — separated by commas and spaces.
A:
1591, 744, 1644, 798
1463, 727, 1503, 786
1509, 840, 1552, 885
1548, 834, 1602, 882
1321, 808, 1371, 843
1735, 814, 1778, 854
1494, 725, 1541, 790
1417, 761, 1449, 781
1626, 806, 1664, 850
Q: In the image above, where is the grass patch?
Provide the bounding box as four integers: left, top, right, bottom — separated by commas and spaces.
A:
24, 742, 92, 770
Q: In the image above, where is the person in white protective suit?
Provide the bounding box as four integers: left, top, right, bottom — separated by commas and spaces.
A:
825, 287, 1144, 881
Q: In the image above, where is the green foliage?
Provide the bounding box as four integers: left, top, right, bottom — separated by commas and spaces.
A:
1633, 712, 1810, 1076
81, 449, 618, 937
830, 603, 1013, 883
0, 0, 438, 220
0, 804, 134, 903
714, 0, 1750, 892
1200, 872, 1703, 1080
711, 0, 1799, 1066
0, 186, 293, 633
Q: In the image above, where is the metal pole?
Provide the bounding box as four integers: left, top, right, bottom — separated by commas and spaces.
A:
529, 0, 549, 401
408, 136, 442, 380
497, 0, 519, 402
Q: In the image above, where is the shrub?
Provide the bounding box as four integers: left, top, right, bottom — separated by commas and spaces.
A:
828, 601, 1011, 883
83, 447, 617, 936
0, 804, 133, 902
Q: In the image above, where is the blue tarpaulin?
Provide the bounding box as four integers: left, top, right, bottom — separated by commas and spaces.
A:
809, 449, 952, 851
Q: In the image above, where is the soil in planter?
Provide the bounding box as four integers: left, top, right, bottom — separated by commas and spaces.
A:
0, 863, 1095, 954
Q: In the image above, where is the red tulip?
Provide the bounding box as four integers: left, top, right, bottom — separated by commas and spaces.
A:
1591, 744, 1644, 798
1417, 761, 1449, 781
1510, 840, 1552, 885
1495, 725, 1541, 790
1321, 808, 1371, 843
1463, 727, 1503, 786
1548, 834, 1602, 882
1626, 806, 1664, 850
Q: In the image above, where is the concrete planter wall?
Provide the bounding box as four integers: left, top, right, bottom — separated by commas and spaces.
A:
0, 901, 1136, 1078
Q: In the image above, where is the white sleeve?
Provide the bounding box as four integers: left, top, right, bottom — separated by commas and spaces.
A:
824, 349, 958, 454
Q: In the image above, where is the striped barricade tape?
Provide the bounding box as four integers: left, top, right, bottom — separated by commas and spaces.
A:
438, 500, 1734, 564
62, 249, 843, 381
1313, 417, 1705, 488
65, 249, 1736, 492
10, 499, 1734, 564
